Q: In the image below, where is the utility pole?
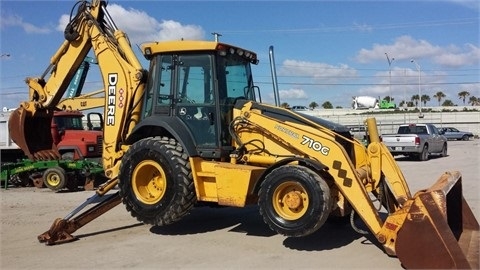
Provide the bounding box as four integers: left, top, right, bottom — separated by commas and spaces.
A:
411, 59, 424, 118
385, 53, 394, 101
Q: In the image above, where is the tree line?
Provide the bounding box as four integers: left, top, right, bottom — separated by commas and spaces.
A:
281, 90, 478, 109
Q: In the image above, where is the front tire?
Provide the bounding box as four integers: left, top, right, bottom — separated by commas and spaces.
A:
441, 143, 448, 157
119, 137, 196, 226
258, 165, 331, 237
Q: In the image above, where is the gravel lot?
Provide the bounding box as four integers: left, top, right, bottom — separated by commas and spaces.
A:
1, 140, 479, 269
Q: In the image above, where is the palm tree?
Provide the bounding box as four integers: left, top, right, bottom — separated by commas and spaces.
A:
468, 96, 478, 106
442, 99, 454, 106
458, 91, 470, 105
433, 91, 446, 106
421, 94, 430, 107
322, 101, 333, 109
383, 96, 394, 102
309, 101, 319, 110
411, 94, 420, 108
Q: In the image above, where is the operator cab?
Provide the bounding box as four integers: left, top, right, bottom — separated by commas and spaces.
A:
141, 41, 259, 159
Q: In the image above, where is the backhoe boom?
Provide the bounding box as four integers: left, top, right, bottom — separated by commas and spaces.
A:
9, 0, 146, 180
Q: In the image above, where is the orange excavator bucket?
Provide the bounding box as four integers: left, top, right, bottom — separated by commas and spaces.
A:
8, 107, 61, 160
395, 171, 479, 269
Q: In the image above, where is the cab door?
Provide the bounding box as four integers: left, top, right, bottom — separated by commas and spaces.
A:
174, 54, 218, 151
143, 54, 174, 118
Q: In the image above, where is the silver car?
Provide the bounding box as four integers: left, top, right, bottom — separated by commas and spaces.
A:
439, 127, 474, 141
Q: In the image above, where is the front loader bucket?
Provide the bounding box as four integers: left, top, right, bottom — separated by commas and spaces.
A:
395, 171, 479, 269
8, 107, 60, 160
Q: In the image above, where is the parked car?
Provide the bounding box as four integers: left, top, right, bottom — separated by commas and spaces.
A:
346, 125, 367, 141
439, 127, 474, 141
382, 123, 448, 161
291, 106, 309, 111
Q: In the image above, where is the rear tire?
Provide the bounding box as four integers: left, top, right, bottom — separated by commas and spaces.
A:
258, 165, 331, 237
43, 166, 67, 191
418, 145, 429, 161
119, 137, 196, 226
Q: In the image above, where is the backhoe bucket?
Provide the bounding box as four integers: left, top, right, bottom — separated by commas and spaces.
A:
395, 171, 479, 269
8, 107, 60, 160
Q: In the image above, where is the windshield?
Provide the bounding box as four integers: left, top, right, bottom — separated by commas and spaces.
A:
398, 125, 428, 135
216, 53, 256, 102
54, 116, 85, 130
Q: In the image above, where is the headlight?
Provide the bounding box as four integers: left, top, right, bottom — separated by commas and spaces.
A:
88, 146, 95, 152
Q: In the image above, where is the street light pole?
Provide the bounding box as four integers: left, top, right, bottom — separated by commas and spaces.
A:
411, 59, 423, 118
385, 53, 394, 100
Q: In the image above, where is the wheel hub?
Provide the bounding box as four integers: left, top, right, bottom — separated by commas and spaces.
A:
284, 191, 302, 209
47, 174, 61, 186
273, 181, 309, 220
132, 160, 167, 205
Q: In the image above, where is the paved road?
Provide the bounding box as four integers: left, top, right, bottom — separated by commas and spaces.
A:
1, 140, 478, 269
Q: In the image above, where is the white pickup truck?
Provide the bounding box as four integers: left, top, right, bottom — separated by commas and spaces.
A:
382, 123, 448, 161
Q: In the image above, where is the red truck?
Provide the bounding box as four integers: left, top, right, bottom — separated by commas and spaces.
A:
51, 110, 102, 161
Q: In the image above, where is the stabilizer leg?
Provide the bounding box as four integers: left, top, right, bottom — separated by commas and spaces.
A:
38, 191, 121, 245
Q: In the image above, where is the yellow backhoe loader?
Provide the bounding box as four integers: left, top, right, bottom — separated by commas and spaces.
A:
8, 1, 478, 268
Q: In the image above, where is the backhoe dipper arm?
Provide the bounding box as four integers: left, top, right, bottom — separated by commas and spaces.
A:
15, 0, 146, 245
22, 1, 99, 109
11, 0, 146, 178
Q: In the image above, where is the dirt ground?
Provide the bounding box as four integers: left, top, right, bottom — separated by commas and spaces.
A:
1, 140, 479, 269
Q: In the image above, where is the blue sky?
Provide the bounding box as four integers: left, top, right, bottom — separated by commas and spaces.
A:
1, 0, 479, 109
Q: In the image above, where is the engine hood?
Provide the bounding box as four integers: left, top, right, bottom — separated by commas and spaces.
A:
242, 101, 352, 136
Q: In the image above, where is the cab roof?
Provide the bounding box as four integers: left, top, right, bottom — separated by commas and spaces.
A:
140, 40, 258, 63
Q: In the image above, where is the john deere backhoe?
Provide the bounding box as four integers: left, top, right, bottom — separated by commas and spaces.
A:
8, 1, 478, 268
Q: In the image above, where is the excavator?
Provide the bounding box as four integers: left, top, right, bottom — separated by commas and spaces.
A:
8, 1, 478, 268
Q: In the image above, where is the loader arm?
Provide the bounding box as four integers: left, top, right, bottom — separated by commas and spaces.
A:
232, 101, 412, 236
233, 101, 478, 268
9, 0, 146, 180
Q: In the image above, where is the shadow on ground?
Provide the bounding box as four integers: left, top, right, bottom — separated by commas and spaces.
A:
149, 205, 384, 253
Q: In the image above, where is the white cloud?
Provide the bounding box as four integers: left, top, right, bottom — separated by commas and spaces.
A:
156, 20, 204, 41
446, 0, 480, 11
279, 59, 357, 83
277, 88, 308, 100
356, 35, 441, 63
56, 15, 70, 32
355, 35, 480, 67
433, 43, 480, 67
0, 13, 51, 34
56, 4, 205, 44
352, 22, 372, 32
